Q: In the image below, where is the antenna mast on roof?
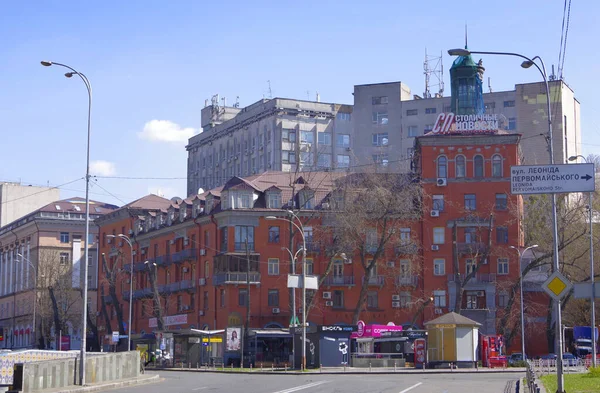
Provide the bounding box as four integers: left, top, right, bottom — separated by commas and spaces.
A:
267, 80, 273, 99
423, 48, 445, 98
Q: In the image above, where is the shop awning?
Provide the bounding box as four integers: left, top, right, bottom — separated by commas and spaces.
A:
249, 329, 291, 338
190, 329, 225, 335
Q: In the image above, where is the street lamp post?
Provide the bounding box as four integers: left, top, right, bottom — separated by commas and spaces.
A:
510, 245, 539, 360
107, 234, 135, 351
41, 60, 92, 386
448, 48, 564, 392
282, 245, 305, 369
266, 211, 307, 370
569, 154, 597, 367
17, 253, 38, 349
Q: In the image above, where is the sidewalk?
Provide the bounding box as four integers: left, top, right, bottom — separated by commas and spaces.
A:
145, 365, 526, 375
41, 373, 160, 393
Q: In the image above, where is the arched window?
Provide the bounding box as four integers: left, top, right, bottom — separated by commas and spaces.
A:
474, 155, 484, 178
492, 154, 503, 177
455, 155, 466, 178
437, 156, 447, 178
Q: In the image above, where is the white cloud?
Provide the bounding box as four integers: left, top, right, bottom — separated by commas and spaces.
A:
90, 160, 116, 176
138, 120, 197, 143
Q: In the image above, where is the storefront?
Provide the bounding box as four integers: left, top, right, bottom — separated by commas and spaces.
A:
292, 325, 357, 368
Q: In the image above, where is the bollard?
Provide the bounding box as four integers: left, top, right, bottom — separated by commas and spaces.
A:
261, 363, 263, 372
394, 361, 397, 372
369, 362, 372, 372
196, 362, 199, 369
320, 364, 323, 373
189, 362, 191, 369
285, 364, 288, 373
344, 363, 346, 372
272, 363, 274, 372
231, 363, 233, 371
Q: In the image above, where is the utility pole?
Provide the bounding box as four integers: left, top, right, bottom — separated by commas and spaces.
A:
244, 239, 251, 367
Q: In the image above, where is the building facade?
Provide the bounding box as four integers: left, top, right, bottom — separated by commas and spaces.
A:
186, 97, 353, 195
0, 197, 117, 350
0, 182, 61, 227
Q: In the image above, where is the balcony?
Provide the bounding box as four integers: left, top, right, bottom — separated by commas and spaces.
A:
394, 243, 419, 256
305, 241, 320, 253
123, 263, 147, 273
154, 255, 171, 267
213, 272, 261, 285
171, 249, 197, 264
456, 242, 488, 255
395, 274, 419, 287
323, 275, 355, 286
234, 242, 255, 252
362, 275, 385, 286
133, 288, 153, 299
447, 273, 496, 283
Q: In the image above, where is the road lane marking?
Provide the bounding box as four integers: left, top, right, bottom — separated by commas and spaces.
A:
399, 382, 423, 393
271, 381, 330, 393
192, 388, 207, 391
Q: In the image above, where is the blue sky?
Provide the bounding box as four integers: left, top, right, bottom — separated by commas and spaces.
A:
1, 0, 598, 207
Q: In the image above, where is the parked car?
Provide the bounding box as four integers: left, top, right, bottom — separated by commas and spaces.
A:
562, 353, 578, 367
539, 353, 557, 366
508, 353, 524, 365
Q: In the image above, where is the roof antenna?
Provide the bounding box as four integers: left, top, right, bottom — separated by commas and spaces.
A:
465, 23, 468, 49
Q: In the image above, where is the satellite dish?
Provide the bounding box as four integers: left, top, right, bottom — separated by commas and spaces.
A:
387, 322, 395, 326
197, 188, 205, 195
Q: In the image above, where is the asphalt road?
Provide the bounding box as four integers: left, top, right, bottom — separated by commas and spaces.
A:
112, 370, 523, 393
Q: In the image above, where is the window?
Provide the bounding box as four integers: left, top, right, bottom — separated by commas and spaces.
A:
434, 290, 446, 307
432, 195, 444, 211
318, 132, 331, 145
495, 193, 507, 210
474, 155, 484, 178
300, 151, 314, 166
234, 226, 254, 251
60, 232, 69, 243
399, 292, 411, 308
203, 291, 209, 309
305, 258, 314, 275
372, 153, 389, 167
464, 227, 477, 243
337, 113, 351, 121
498, 292, 509, 308
317, 153, 332, 168
437, 156, 447, 178
268, 258, 279, 275
400, 228, 411, 244
367, 291, 378, 309
433, 259, 445, 276
496, 227, 508, 244
433, 227, 445, 244
88, 233, 95, 245
406, 109, 418, 116
336, 134, 351, 148
503, 100, 515, 107
282, 151, 296, 164
466, 293, 478, 309
498, 258, 509, 275
425, 107, 437, 114
372, 96, 388, 105
372, 111, 389, 125
282, 129, 296, 143
268, 226, 280, 243
464, 194, 476, 211
400, 259, 411, 275
492, 155, 503, 177
220, 227, 228, 252
332, 290, 344, 308
240, 194, 251, 208
337, 155, 350, 168
372, 132, 389, 146
300, 131, 314, 144
443, 105, 452, 112
455, 155, 466, 178
238, 289, 248, 306
466, 259, 476, 275
268, 289, 279, 307
407, 126, 418, 137
60, 252, 69, 265
508, 118, 516, 130
484, 102, 496, 110
88, 255, 93, 267
220, 289, 226, 307
268, 193, 281, 208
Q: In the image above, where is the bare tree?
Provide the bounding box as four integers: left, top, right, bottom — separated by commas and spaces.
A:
99, 253, 126, 338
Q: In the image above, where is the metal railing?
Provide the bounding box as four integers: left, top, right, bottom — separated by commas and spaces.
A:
394, 243, 419, 255
323, 275, 355, 286
213, 272, 261, 285
154, 255, 171, 266
456, 242, 488, 255
395, 275, 419, 287
363, 275, 385, 286
234, 242, 255, 252
447, 273, 496, 283
171, 249, 197, 263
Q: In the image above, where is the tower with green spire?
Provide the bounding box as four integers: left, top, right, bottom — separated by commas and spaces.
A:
450, 47, 485, 115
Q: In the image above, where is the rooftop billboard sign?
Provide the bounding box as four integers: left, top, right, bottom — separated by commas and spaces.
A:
431, 112, 501, 135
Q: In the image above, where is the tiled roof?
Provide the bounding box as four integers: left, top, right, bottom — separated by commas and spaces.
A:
424, 312, 482, 327
125, 194, 173, 210
38, 197, 119, 215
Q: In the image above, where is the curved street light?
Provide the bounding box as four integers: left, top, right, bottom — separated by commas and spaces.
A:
41, 60, 92, 386
448, 48, 564, 392
17, 253, 38, 348
107, 234, 135, 351
510, 245, 539, 360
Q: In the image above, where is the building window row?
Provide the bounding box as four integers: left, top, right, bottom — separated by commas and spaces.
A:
437, 154, 504, 179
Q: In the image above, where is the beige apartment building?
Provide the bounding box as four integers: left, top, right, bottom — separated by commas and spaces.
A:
0, 197, 117, 350
0, 182, 60, 227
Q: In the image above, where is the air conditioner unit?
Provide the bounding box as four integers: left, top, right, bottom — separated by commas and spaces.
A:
199, 278, 206, 286
183, 267, 189, 273
476, 291, 485, 297
200, 249, 206, 256
435, 308, 443, 315
430, 210, 440, 217
392, 301, 401, 308
184, 238, 189, 246
387, 261, 395, 268
272, 307, 280, 314
323, 291, 332, 299
325, 301, 334, 307
199, 310, 205, 316
436, 178, 447, 187
169, 240, 175, 245
392, 294, 400, 301
431, 245, 440, 251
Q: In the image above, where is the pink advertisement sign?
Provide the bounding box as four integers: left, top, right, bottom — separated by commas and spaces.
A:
351, 324, 403, 339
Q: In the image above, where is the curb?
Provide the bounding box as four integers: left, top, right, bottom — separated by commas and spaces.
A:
47, 374, 160, 393
145, 367, 526, 376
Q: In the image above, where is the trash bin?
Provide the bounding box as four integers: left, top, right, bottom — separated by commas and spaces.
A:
488, 356, 507, 368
